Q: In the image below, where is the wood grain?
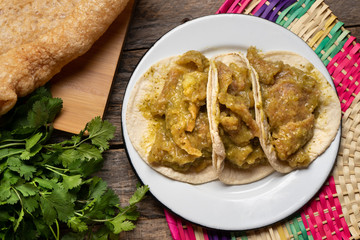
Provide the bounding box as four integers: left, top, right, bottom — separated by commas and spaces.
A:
97, 149, 172, 239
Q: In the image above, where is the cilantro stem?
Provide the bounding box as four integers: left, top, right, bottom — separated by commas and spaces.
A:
0, 142, 25, 149
73, 209, 114, 223
44, 128, 106, 151
0, 138, 26, 143
82, 205, 135, 223
45, 136, 90, 150
55, 220, 60, 240
49, 220, 60, 240
44, 164, 69, 174
11, 187, 24, 231
0, 149, 23, 158
11, 187, 23, 206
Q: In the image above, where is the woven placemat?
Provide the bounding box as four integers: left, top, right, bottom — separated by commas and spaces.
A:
165, 0, 360, 239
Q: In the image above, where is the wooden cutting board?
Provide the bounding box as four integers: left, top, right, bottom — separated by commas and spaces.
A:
51, 0, 134, 134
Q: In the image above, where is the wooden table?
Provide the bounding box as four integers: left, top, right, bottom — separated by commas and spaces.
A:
86, 0, 360, 239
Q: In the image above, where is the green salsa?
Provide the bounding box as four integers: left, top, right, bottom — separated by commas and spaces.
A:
247, 47, 320, 167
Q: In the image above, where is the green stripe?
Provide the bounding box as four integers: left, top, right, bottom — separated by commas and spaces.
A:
278, 0, 315, 28
276, 2, 297, 24
292, 217, 304, 240
315, 22, 343, 54
297, 217, 309, 240
278, 0, 306, 25
322, 29, 349, 65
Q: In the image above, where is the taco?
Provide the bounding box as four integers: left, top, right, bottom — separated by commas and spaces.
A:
247, 47, 341, 173
126, 50, 218, 184
207, 52, 274, 184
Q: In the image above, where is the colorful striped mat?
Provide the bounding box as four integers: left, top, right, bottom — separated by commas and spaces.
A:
165, 0, 360, 239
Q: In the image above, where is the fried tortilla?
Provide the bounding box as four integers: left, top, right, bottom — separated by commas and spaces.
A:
126, 51, 218, 184
247, 47, 341, 173
0, 0, 129, 115
208, 52, 274, 184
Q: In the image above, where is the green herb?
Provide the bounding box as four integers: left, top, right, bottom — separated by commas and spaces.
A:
0, 87, 149, 239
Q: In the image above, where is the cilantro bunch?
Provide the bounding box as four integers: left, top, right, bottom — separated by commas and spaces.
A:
0, 87, 149, 239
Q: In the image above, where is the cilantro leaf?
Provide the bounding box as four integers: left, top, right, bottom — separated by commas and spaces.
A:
86, 117, 116, 152
20, 143, 42, 160
59, 143, 102, 168
0, 148, 23, 160
27, 97, 63, 129
34, 177, 54, 190
129, 185, 149, 205
7, 157, 37, 180
88, 176, 108, 200
22, 195, 39, 213
15, 183, 37, 197
9, 97, 62, 136
19, 132, 44, 160
62, 174, 82, 190
84, 188, 119, 219
109, 219, 136, 234
25, 132, 43, 150
6, 189, 20, 205
40, 186, 74, 224
67, 217, 88, 232
0, 184, 11, 202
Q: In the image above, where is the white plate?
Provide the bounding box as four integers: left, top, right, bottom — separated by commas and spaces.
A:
121, 14, 341, 230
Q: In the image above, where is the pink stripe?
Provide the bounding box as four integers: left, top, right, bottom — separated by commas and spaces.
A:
228, 0, 241, 13
300, 212, 309, 229
343, 36, 357, 49
350, 42, 360, 55
344, 57, 360, 82
326, 39, 360, 113
328, 37, 356, 76
340, 217, 352, 238
216, 0, 235, 13
303, 206, 318, 237
300, 212, 313, 238
203, 228, 210, 240
186, 223, 196, 240
320, 196, 336, 239
354, 78, 360, 95
251, 0, 267, 15
184, 228, 191, 240
327, 54, 341, 75
314, 202, 327, 237
333, 48, 351, 78
165, 209, 181, 240
333, 191, 351, 238
176, 217, 187, 240
237, 0, 252, 13
343, 97, 353, 112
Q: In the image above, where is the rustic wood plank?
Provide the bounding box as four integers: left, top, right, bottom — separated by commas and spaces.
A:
124, 0, 222, 51
104, 49, 147, 144
346, 27, 360, 42
97, 149, 173, 239
325, 0, 360, 27
324, 0, 360, 40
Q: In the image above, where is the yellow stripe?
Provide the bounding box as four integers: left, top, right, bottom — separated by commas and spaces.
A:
277, 225, 289, 240
309, 14, 337, 48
